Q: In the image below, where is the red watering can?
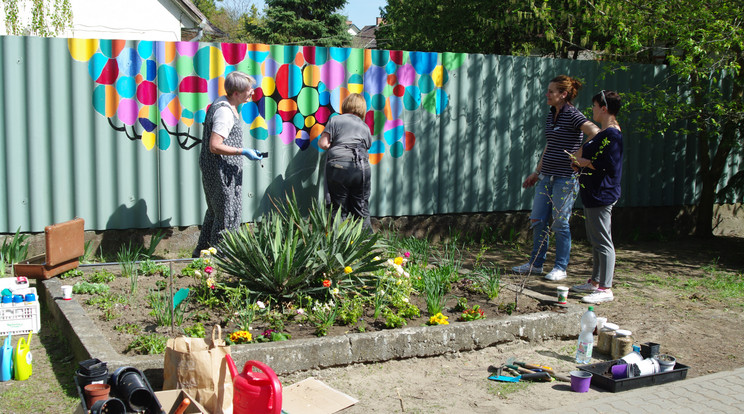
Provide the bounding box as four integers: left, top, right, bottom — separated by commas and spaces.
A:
225, 354, 282, 414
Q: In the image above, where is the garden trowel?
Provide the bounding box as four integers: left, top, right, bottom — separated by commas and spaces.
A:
173, 288, 190, 310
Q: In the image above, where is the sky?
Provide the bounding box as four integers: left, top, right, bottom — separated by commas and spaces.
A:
226, 0, 387, 29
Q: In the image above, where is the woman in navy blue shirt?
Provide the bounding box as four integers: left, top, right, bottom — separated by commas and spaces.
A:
513, 75, 599, 282
570, 90, 623, 303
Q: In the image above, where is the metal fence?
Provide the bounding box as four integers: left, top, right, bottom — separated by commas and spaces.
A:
0, 36, 739, 232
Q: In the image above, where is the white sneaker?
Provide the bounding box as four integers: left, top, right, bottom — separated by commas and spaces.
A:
582, 289, 614, 303
512, 263, 543, 274
544, 268, 567, 281
571, 280, 599, 293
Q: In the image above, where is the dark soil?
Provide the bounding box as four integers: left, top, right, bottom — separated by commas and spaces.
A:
61, 259, 546, 355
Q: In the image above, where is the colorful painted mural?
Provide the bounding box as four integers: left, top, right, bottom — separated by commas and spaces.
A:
67, 39, 466, 165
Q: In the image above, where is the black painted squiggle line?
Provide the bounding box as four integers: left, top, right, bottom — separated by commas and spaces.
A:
107, 118, 141, 141
160, 120, 202, 150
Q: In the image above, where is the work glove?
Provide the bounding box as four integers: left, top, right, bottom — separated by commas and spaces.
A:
242, 148, 263, 161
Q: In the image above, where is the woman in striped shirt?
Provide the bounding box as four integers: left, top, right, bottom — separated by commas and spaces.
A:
512, 75, 599, 282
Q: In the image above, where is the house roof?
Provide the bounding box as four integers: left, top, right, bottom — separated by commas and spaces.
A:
173, 0, 224, 37
353, 25, 378, 49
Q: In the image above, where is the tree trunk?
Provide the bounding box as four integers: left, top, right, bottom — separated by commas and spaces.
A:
694, 51, 744, 237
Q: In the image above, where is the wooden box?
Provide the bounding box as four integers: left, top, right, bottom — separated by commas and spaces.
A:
13, 217, 84, 280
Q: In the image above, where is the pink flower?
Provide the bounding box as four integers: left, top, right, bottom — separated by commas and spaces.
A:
404, 252, 411, 258
204, 266, 214, 274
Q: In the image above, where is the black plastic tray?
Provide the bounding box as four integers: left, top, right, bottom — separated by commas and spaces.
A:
578, 360, 689, 392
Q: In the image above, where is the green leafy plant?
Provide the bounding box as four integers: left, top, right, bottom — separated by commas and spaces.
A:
154, 279, 167, 290
381, 307, 406, 329
421, 266, 451, 316
147, 289, 187, 326
183, 323, 206, 338
227, 287, 261, 332
87, 269, 115, 284
253, 329, 291, 342
80, 240, 97, 264
472, 265, 503, 300
60, 268, 83, 279
73, 281, 109, 295
460, 305, 486, 321
499, 302, 516, 315
126, 333, 167, 355
117, 242, 142, 294
0, 227, 29, 269
217, 192, 387, 302
308, 299, 338, 337
387, 235, 432, 266
372, 275, 390, 319
102, 307, 121, 321
336, 295, 365, 326
453, 297, 469, 312
143, 230, 165, 259
86, 292, 128, 308
138, 259, 169, 276
263, 307, 286, 331
114, 323, 141, 335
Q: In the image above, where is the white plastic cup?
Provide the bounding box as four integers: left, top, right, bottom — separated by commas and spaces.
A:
557, 286, 569, 304
61, 285, 73, 300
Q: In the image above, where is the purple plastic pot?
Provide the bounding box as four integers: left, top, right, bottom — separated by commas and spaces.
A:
570, 370, 593, 393
611, 363, 629, 379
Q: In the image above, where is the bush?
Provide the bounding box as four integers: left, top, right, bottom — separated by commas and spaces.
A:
217, 192, 387, 302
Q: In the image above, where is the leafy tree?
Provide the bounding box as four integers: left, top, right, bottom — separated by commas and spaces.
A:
528, 0, 744, 237
246, 0, 351, 47
377, 0, 608, 56
2, 0, 72, 37
192, 0, 221, 20
381, 0, 744, 237
201, 0, 263, 42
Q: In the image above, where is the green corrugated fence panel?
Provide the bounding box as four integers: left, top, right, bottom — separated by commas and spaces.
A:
0, 36, 740, 233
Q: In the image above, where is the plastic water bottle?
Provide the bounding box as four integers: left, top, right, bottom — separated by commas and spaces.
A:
576, 306, 597, 364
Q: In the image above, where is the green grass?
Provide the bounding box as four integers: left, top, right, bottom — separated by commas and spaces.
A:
0, 308, 79, 413
639, 268, 744, 305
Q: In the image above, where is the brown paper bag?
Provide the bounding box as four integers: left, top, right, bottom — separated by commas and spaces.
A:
163, 325, 233, 414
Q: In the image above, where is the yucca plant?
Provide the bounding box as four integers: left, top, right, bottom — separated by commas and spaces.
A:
217, 192, 387, 302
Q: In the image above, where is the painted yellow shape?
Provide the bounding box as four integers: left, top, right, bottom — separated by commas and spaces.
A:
251, 116, 268, 129
209, 46, 226, 79
349, 83, 364, 94
68, 38, 99, 61
304, 115, 316, 128
303, 65, 320, 87
432, 65, 445, 87
141, 131, 156, 150
262, 77, 276, 95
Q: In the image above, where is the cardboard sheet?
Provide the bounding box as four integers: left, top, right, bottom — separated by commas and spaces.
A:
282, 377, 358, 414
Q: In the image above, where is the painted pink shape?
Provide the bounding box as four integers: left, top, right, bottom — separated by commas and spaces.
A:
117, 98, 138, 126
280, 122, 296, 145
176, 42, 199, 57
315, 107, 331, 124
396, 64, 416, 87
320, 60, 346, 91
303, 46, 316, 64
136, 81, 157, 106
384, 119, 404, 131
221, 43, 247, 65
